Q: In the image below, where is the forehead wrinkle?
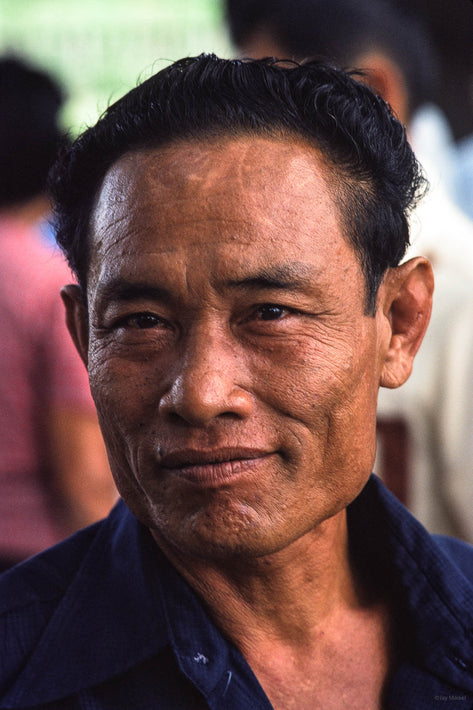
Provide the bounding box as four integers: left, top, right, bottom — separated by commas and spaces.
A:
94, 189, 312, 251
128, 135, 336, 198
92, 210, 132, 244
99, 192, 337, 248
98, 138, 343, 237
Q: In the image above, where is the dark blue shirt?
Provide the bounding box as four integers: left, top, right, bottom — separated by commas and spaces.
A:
1, 475, 473, 709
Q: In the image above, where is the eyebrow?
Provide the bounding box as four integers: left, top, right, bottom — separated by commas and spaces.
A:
225, 262, 319, 291
95, 279, 173, 304
95, 262, 319, 305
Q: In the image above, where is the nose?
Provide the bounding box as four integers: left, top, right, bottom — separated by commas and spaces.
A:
158, 326, 254, 426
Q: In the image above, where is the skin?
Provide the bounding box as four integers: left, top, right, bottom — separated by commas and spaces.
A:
63, 135, 433, 708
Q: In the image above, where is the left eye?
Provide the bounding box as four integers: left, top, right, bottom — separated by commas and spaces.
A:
254, 305, 287, 321
123, 313, 163, 329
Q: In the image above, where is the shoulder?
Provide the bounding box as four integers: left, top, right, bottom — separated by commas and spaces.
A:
0, 502, 171, 707
0, 522, 101, 697
0, 521, 100, 612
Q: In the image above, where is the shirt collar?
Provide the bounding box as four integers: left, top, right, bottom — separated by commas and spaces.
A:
348, 477, 473, 692
5, 500, 254, 708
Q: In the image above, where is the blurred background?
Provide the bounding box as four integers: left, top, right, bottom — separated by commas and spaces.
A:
0, 0, 232, 134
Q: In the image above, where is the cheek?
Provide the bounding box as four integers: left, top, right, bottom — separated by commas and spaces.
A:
252, 329, 366, 416
88, 339, 159, 414
87, 352, 152, 470
258, 332, 379, 473
90, 374, 160, 525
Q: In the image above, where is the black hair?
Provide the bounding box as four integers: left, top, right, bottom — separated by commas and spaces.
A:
49, 54, 426, 314
225, 0, 439, 116
0, 55, 65, 207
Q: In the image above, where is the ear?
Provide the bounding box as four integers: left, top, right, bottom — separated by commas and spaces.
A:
379, 257, 434, 389
61, 284, 90, 368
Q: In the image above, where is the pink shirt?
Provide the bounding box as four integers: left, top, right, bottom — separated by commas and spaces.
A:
0, 217, 94, 559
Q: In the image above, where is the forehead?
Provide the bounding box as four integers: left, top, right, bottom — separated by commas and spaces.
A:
93, 135, 340, 220
88, 135, 359, 292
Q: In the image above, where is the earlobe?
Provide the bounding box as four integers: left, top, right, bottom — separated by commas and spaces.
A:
379, 257, 434, 389
61, 284, 90, 368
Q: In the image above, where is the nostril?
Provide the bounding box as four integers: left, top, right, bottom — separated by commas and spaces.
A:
158, 371, 254, 426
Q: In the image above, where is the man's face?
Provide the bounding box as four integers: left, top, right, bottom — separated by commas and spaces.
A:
84, 136, 390, 560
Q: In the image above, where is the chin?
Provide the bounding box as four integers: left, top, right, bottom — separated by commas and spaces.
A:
147, 503, 293, 562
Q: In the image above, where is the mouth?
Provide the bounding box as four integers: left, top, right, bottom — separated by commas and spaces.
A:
158, 447, 275, 486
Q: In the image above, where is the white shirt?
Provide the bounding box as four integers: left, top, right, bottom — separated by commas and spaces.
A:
376, 105, 473, 539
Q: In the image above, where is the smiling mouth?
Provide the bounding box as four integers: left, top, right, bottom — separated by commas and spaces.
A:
158, 447, 275, 486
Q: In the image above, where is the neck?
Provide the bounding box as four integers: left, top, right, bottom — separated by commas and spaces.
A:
153, 509, 364, 652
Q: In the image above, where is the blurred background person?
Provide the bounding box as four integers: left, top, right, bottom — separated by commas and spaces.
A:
0, 56, 116, 571
224, 0, 473, 540
224, 0, 473, 274
407, 0, 473, 221
0, 0, 231, 137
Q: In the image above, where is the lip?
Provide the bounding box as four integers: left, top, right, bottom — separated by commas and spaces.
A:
158, 447, 275, 486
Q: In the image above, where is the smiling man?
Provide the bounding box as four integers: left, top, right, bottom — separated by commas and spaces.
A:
1, 55, 472, 709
